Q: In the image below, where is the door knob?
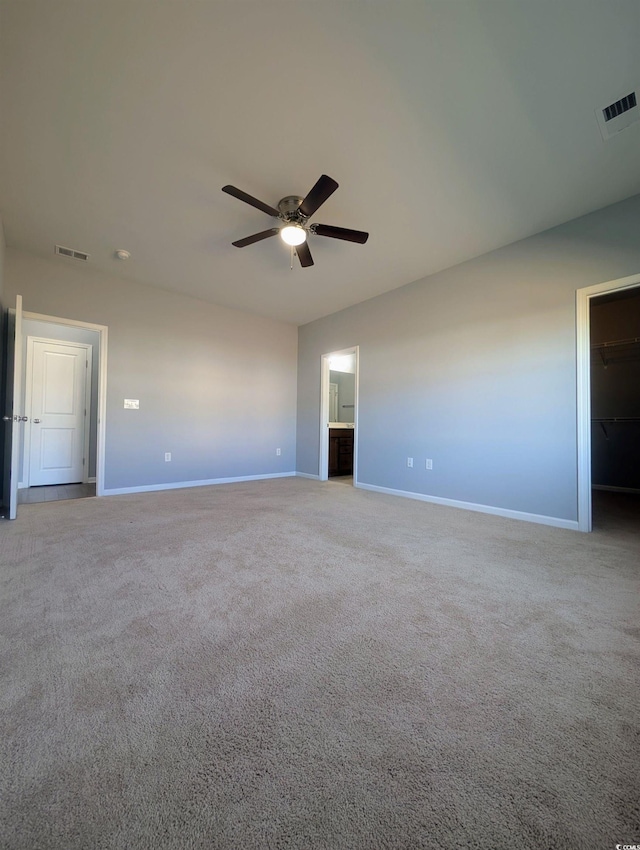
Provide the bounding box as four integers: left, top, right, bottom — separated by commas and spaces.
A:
2, 415, 11, 422
19, 416, 29, 422
33, 419, 41, 423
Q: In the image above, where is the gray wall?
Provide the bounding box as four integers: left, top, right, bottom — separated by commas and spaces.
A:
297, 194, 640, 523
5, 248, 298, 491
19, 319, 100, 481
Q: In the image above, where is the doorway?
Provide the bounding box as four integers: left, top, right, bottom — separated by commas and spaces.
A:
576, 273, 640, 531
319, 347, 358, 484
2, 302, 108, 518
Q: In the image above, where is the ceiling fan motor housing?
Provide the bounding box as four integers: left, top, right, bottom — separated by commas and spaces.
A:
278, 196, 306, 223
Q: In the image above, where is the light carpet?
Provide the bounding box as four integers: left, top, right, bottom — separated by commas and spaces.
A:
1, 479, 638, 849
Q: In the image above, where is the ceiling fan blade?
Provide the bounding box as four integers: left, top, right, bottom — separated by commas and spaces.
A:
232, 228, 279, 248
296, 240, 314, 268
313, 224, 369, 244
298, 175, 339, 218
222, 185, 280, 217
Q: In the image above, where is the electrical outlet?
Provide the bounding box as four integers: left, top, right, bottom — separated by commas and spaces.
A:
407, 457, 413, 468
426, 458, 433, 470
276, 448, 281, 456
165, 452, 171, 462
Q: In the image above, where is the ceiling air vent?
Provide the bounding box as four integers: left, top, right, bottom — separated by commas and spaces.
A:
55, 244, 89, 261
596, 90, 639, 140
603, 91, 636, 122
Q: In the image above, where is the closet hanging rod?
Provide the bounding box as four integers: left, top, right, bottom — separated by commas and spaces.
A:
591, 417, 640, 422
591, 336, 640, 349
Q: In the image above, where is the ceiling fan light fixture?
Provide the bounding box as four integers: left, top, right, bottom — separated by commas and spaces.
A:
280, 224, 306, 246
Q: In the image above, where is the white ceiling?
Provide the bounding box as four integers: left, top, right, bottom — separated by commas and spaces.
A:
1, 1, 639, 325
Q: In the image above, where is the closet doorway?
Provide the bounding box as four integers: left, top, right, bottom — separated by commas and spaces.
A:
577, 274, 640, 531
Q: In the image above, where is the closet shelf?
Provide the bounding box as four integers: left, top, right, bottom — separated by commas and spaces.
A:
591, 336, 640, 366
592, 417, 640, 440
591, 336, 640, 349
592, 417, 640, 422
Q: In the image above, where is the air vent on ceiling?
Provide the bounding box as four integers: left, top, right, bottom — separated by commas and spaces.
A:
55, 244, 89, 261
603, 91, 636, 122
596, 89, 639, 140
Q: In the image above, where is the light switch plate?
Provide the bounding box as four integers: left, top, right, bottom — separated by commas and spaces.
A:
124, 399, 140, 409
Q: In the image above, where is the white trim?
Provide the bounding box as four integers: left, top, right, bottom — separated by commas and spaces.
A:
319, 346, 359, 483
319, 355, 330, 481
8, 297, 23, 519
296, 471, 320, 480
576, 272, 640, 532
82, 346, 92, 484
24, 312, 106, 332
87, 476, 96, 484
102, 471, 296, 496
23, 311, 108, 497
356, 481, 579, 531
576, 283, 591, 532
97, 327, 107, 496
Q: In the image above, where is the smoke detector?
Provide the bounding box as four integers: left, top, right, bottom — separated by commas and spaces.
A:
115, 249, 131, 261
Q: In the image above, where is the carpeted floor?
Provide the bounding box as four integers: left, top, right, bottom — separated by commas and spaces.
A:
1, 479, 638, 850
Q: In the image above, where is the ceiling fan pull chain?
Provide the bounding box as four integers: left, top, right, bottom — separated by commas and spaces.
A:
290, 245, 294, 270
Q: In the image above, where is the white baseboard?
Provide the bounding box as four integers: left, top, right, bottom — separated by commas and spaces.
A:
593, 484, 640, 494
102, 471, 296, 496
356, 482, 580, 531
295, 472, 320, 480
87, 477, 96, 484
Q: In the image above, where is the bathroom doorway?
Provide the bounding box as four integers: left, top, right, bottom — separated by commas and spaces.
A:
319, 347, 358, 485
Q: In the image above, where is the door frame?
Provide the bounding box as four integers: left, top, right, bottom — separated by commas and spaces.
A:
24, 337, 92, 487
319, 346, 359, 483
576, 272, 640, 532
4, 296, 23, 519
23, 311, 108, 497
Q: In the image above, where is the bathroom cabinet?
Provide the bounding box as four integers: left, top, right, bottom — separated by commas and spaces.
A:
328, 428, 353, 477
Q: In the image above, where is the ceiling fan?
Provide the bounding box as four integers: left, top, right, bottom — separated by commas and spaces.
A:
222, 174, 369, 268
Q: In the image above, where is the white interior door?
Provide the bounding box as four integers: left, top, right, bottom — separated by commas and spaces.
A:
28, 339, 89, 486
